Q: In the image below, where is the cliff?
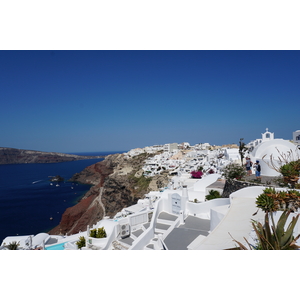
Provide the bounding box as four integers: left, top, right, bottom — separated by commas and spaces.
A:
0, 147, 103, 164
49, 152, 170, 236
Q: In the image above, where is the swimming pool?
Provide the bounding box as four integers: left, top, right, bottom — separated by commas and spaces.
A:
45, 242, 66, 250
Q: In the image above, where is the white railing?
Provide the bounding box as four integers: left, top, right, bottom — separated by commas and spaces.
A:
129, 199, 164, 250
129, 211, 149, 227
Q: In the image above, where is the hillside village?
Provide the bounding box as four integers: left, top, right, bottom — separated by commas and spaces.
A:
125, 142, 239, 178
1, 128, 300, 250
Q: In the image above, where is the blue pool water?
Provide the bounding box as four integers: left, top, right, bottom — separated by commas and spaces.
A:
45, 242, 67, 250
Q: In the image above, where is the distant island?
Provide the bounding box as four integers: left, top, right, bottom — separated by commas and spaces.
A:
0, 147, 105, 165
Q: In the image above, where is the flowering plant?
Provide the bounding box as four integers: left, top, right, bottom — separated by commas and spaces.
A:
191, 170, 203, 178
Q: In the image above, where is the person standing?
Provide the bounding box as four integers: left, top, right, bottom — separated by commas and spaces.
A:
245, 157, 253, 176
254, 160, 261, 180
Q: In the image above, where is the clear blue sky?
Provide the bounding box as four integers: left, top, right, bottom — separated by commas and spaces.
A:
1, 50, 299, 153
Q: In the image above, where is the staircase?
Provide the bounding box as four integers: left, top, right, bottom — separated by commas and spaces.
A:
144, 212, 179, 250
112, 211, 179, 250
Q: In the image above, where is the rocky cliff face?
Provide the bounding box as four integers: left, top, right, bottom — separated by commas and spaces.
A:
0, 147, 103, 164
49, 152, 170, 236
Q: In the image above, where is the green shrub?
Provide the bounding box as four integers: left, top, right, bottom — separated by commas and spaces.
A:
222, 163, 246, 180
89, 227, 107, 238
129, 174, 152, 192
76, 236, 86, 249
205, 190, 221, 201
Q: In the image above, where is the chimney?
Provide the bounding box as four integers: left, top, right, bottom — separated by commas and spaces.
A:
182, 185, 189, 201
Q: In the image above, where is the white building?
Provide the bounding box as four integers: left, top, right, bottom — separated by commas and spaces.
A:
247, 128, 274, 151
126, 148, 145, 157
179, 142, 190, 149
223, 148, 240, 163
194, 143, 210, 150
249, 129, 300, 176
293, 130, 300, 145
164, 143, 178, 152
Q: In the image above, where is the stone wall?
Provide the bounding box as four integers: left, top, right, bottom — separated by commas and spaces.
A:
221, 179, 259, 198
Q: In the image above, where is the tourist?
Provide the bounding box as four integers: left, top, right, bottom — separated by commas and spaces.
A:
245, 157, 252, 176
254, 160, 261, 180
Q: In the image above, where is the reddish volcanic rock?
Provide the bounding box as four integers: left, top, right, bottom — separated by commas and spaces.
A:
49, 152, 169, 236
49, 159, 114, 235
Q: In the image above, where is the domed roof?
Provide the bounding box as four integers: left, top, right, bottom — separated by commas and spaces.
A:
250, 139, 300, 176
251, 139, 299, 160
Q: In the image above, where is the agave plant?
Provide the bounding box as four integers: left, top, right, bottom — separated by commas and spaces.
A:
256, 188, 279, 213
256, 188, 300, 213
232, 210, 300, 250
280, 163, 300, 188
5, 241, 20, 250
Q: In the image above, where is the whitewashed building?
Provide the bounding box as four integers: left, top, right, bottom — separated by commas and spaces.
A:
293, 130, 300, 145
249, 129, 300, 176
164, 143, 178, 152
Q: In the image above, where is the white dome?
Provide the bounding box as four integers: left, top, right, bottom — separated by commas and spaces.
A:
250, 139, 300, 176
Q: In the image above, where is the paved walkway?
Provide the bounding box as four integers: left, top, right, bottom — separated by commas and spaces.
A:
245, 174, 282, 187
194, 186, 266, 250
164, 216, 210, 250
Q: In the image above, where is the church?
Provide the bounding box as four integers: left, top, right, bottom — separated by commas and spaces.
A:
247, 128, 300, 176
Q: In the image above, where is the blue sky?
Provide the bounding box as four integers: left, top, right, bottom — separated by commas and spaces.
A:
1, 50, 300, 153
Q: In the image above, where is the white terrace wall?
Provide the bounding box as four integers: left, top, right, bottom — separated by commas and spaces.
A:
186, 198, 230, 219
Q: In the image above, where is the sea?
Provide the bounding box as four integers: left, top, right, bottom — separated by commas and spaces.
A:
0, 151, 125, 243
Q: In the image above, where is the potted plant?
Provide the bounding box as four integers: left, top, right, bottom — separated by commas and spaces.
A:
87, 227, 108, 249
89, 227, 107, 238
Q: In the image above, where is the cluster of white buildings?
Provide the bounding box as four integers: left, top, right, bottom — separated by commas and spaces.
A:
129, 128, 300, 179
125, 142, 239, 178
1, 128, 300, 250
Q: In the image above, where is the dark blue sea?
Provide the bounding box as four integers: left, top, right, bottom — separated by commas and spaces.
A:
0, 151, 125, 242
